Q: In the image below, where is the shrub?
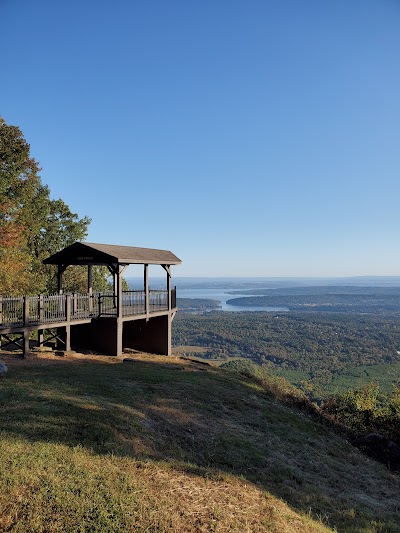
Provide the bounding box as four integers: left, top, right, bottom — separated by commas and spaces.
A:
322, 385, 400, 446
321, 384, 380, 431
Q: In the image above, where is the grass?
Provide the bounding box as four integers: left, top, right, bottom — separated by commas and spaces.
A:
0, 351, 400, 532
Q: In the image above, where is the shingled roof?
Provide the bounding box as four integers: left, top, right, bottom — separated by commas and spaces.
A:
43, 242, 182, 266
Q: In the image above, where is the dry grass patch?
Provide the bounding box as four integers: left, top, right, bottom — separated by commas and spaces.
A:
0, 439, 329, 533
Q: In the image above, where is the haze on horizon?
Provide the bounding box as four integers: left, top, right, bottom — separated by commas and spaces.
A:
2, 1, 399, 278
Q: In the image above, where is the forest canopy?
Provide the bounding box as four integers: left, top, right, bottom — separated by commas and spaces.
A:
0, 117, 109, 295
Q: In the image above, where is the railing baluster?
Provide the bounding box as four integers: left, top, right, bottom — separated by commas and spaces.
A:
23, 297, 29, 326
0, 288, 176, 330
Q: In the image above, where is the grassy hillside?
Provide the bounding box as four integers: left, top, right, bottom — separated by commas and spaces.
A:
0, 352, 399, 532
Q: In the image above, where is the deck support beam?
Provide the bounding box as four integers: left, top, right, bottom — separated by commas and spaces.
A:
23, 297, 29, 355
87, 265, 93, 294
1, 334, 23, 350
38, 295, 44, 346
57, 265, 67, 294
144, 264, 149, 321
162, 265, 172, 311
167, 313, 172, 356
88, 265, 93, 313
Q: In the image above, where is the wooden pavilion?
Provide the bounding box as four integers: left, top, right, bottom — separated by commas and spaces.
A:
0, 242, 181, 356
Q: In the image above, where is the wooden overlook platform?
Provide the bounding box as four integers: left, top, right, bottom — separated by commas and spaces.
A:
0, 242, 181, 356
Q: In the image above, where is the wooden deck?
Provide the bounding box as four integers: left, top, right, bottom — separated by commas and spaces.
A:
0, 290, 177, 353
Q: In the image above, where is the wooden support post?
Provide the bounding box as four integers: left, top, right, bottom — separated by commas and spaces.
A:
71, 293, 76, 317
23, 296, 29, 324
173, 285, 177, 309
166, 266, 171, 310
161, 264, 173, 355
167, 313, 172, 356
38, 295, 44, 346
144, 264, 149, 321
58, 265, 64, 294
118, 264, 128, 317
106, 264, 118, 309
116, 319, 123, 356
162, 265, 172, 311
65, 294, 71, 351
87, 265, 93, 294
23, 296, 30, 356
113, 272, 118, 308
88, 265, 93, 313
117, 265, 123, 319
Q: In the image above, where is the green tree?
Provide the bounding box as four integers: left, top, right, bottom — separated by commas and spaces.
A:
0, 117, 92, 293
50, 265, 113, 294
322, 384, 380, 431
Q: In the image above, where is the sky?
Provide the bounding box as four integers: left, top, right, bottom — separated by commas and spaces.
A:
2, 0, 400, 277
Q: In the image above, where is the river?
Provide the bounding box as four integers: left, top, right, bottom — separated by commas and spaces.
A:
177, 287, 288, 312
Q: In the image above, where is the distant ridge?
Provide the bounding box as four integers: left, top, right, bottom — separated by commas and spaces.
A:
125, 276, 400, 290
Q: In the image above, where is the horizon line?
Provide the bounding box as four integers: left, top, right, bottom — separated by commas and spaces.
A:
124, 274, 400, 279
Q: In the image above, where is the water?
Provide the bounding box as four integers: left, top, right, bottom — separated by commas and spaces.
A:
127, 275, 400, 313
177, 287, 288, 313
126, 277, 289, 312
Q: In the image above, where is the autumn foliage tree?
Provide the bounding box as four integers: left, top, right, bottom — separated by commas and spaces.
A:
0, 116, 99, 294
0, 204, 34, 295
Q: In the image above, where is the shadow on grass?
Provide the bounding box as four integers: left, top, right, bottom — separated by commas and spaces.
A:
1, 357, 399, 532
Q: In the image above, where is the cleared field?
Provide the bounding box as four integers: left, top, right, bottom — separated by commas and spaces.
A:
323, 363, 400, 398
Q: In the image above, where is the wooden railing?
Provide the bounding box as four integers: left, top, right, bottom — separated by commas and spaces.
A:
0, 289, 177, 328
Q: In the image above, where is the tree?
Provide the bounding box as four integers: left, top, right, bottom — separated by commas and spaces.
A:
0, 212, 34, 295
48, 265, 113, 294
0, 117, 94, 294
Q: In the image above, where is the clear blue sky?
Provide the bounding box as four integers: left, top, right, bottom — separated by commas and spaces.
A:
2, 0, 400, 277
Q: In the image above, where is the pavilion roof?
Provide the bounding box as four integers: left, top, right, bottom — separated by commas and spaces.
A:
43, 242, 182, 266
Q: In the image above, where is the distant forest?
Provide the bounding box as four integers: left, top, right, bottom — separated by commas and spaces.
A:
172, 306, 400, 401
177, 298, 220, 312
